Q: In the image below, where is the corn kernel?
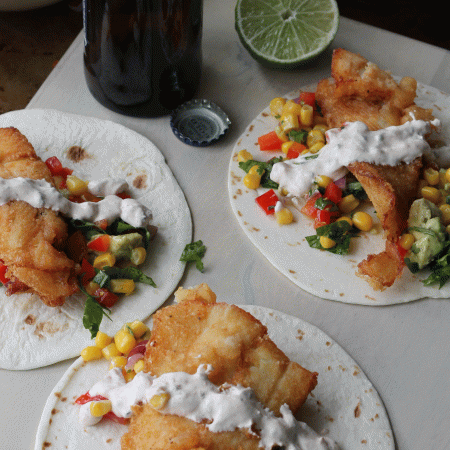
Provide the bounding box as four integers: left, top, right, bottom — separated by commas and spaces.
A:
110, 279, 135, 295
281, 141, 295, 154
300, 104, 314, 127
248, 165, 264, 176
315, 175, 333, 189
134, 359, 145, 373
124, 370, 136, 382
399, 233, 415, 250
280, 113, 299, 132
281, 99, 302, 116
308, 142, 325, 154
95, 331, 112, 349
337, 216, 353, 226
424, 168, 440, 185
269, 97, 286, 117
90, 400, 112, 417
439, 203, 450, 225
128, 320, 148, 338
306, 129, 325, 148
109, 355, 128, 369
274, 125, 289, 142
130, 247, 147, 265
243, 173, 261, 190
114, 328, 136, 354
352, 211, 373, 232
102, 342, 122, 360
81, 345, 103, 362
275, 208, 294, 225
339, 194, 360, 214
438, 169, 448, 189
319, 236, 336, 249
445, 168, 450, 183
312, 123, 328, 134
93, 252, 116, 270
66, 175, 88, 196
237, 149, 253, 163
149, 393, 170, 410
85, 281, 100, 296
421, 186, 441, 204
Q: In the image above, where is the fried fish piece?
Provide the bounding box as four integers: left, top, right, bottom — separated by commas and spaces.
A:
0, 127, 78, 306
122, 291, 318, 449
316, 48, 435, 130
316, 49, 434, 290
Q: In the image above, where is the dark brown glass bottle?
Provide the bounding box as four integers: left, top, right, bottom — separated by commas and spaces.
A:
82, 0, 202, 117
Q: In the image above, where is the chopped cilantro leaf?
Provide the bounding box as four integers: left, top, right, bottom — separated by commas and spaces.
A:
81, 289, 112, 338
239, 157, 283, 189
180, 240, 206, 272
306, 221, 359, 255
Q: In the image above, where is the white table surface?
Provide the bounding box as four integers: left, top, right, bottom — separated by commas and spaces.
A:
1, 1, 450, 448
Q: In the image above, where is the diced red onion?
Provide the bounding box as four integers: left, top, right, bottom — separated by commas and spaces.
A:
125, 353, 144, 372
127, 340, 148, 358
334, 176, 346, 189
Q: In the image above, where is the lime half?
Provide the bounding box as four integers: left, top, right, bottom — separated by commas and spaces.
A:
235, 0, 339, 68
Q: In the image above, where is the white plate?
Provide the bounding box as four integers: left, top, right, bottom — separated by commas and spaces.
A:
0, 109, 192, 370
228, 82, 450, 305
34, 305, 394, 450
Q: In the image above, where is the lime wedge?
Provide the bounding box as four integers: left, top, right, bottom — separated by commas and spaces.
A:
235, 0, 339, 68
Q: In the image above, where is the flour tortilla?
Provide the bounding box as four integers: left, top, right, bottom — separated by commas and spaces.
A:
0, 109, 192, 370
228, 81, 450, 305
34, 305, 394, 449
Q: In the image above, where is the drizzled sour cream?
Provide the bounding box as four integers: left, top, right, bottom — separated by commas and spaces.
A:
0, 177, 152, 228
270, 119, 439, 198
80, 365, 339, 450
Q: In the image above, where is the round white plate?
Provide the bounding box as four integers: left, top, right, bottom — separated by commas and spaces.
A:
228, 82, 450, 305
34, 305, 394, 449
0, 109, 192, 370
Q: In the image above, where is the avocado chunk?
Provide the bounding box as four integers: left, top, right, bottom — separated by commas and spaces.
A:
109, 233, 143, 259
405, 198, 446, 272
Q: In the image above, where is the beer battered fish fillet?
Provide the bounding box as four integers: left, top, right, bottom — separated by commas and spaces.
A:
0, 127, 78, 306
121, 296, 318, 449
316, 49, 434, 290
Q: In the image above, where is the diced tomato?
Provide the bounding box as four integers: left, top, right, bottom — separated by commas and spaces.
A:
298, 91, 316, 108
103, 411, 129, 425
300, 192, 322, 219
397, 242, 408, 260
75, 392, 107, 405
80, 258, 96, 285
95, 288, 119, 308
87, 234, 111, 252
286, 142, 307, 160
324, 182, 342, 205
0, 263, 9, 284
258, 130, 283, 151
314, 208, 340, 228
45, 156, 73, 178
75, 392, 129, 424
255, 189, 278, 215
95, 219, 109, 231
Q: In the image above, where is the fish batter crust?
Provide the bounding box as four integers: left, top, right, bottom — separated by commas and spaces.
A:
0, 127, 78, 306
121, 291, 318, 449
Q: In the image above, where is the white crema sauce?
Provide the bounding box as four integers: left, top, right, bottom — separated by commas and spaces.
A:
80, 365, 339, 450
0, 177, 151, 228
270, 119, 440, 198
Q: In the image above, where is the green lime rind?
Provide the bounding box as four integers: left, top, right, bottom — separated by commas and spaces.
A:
235, 0, 339, 68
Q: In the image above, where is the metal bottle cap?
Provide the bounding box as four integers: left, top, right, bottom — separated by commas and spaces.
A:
170, 99, 231, 147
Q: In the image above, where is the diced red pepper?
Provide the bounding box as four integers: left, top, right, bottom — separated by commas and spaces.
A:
80, 258, 96, 285
75, 392, 107, 405
45, 156, 73, 178
87, 234, 111, 252
314, 208, 340, 228
255, 189, 278, 215
258, 130, 283, 151
0, 263, 9, 284
300, 192, 322, 219
298, 91, 316, 108
286, 142, 307, 160
95, 288, 119, 308
103, 411, 129, 425
324, 182, 342, 205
